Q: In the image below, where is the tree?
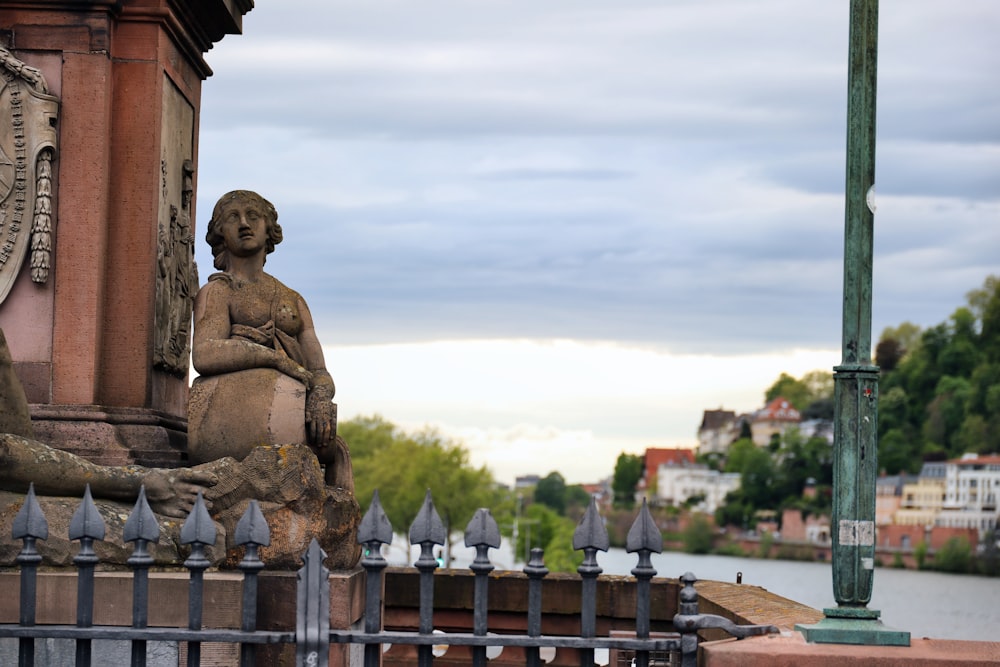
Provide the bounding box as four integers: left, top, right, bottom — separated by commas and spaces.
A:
534, 472, 567, 514
765, 373, 811, 410
514, 503, 581, 573
879, 321, 922, 358
765, 370, 833, 412
682, 514, 715, 554
875, 275, 1000, 470
933, 537, 972, 574
612, 452, 643, 508
875, 337, 904, 372
348, 416, 499, 565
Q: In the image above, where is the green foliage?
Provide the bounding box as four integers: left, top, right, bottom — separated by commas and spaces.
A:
681, 514, 715, 554
534, 472, 567, 514
765, 372, 811, 411
877, 275, 1000, 473
879, 321, 923, 358
756, 530, 774, 559
714, 427, 832, 528
713, 542, 746, 557
346, 415, 499, 545
564, 484, 593, 517
514, 503, 581, 573
932, 537, 972, 574
764, 370, 833, 412
612, 452, 643, 508
977, 530, 999, 577
914, 540, 928, 570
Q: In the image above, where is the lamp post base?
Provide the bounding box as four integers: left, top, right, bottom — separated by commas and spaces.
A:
796, 607, 910, 646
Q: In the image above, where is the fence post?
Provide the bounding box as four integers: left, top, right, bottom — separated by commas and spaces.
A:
12, 484, 47, 667
296, 539, 330, 667
235, 500, 270, 667
522, 548, 548, 667
124, 487, 160, 667
626, 499, 662, 667
464, 508, 500, 667
573, 498, 609, 667
358, 490, 393, 667
409, 490, 446, 667
70, 485, 106, 667
181, 491, 217, 667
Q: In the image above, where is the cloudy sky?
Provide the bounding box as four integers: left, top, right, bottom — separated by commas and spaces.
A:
195, 1, 999, 485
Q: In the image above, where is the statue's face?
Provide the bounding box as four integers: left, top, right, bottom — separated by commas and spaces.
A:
219, 199, 269, 257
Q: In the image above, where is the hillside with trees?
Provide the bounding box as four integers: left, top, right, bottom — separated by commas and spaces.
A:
876, 275, 1000, 473
712, 275, 1000, 529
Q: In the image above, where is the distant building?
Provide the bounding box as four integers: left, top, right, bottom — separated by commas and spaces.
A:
936, 453, 1000, 537
781, 508, 830, 545
876, 474, 918, 526
634, 447, 696, 502
580, 480, 612, 512
514, 474, 540, 489
750, 397, 801, 447
696, 409, 737, 457
893, 475, 945, 528
656, 463, 740, 515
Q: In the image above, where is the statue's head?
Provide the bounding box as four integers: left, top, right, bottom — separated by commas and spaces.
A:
206, 190, 283, 270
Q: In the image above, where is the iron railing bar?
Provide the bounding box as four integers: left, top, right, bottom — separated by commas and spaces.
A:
0, 625, 685, 650
181, 491, 215, 667
523, 547, 548, 667
13, 485, 46, 667
0, 626, 295, 643
325, 631, 683, 650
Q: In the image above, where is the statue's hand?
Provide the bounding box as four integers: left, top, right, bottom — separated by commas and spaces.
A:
143, 469, 218, 518
231, 321, 273, 346
306, 394, 336, 446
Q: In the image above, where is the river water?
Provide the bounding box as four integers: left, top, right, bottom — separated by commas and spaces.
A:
419, 540, 1000, 642
595, 548, 1000, 642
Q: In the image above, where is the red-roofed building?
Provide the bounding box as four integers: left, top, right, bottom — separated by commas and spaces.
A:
635, 447, 696, 502
751, 396, 801, 447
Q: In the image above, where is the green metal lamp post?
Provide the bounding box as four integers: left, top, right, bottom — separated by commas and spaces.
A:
796, 0, 909, 645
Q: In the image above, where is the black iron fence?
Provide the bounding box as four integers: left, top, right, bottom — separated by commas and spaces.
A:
0, 484, 777, 666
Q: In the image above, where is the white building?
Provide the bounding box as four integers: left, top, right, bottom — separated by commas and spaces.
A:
656, 462, 740, 515
935, 453, 1000, 537
696, 409, 737, 457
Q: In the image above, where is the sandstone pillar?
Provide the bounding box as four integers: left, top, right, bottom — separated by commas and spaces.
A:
0, 1, 253, 465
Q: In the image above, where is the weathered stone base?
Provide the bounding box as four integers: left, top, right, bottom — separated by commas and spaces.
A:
187, 369, 307, 465
0, 443, 361, 570
29, 404, 188, 468
199, 444, 362, 570
0, 489, 228, 567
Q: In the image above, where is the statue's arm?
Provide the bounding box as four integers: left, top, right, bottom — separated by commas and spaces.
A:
0, 434, 215, 518
296, 295, 336, 444
192, 282, 311, 384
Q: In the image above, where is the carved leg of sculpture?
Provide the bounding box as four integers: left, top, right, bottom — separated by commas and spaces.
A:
311, 434, 354, 491
330, 435, 354, 492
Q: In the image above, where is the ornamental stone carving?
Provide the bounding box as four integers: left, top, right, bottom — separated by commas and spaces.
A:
0, 47, 58, 304
154, 159, 198, 376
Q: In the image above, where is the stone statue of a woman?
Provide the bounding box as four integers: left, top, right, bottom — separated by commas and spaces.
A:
190, 190, 352, 490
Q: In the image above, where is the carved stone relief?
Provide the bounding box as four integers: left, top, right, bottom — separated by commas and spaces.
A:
0, 47, 59, 305
153, 76, 197, 377
153, 159, 198, 376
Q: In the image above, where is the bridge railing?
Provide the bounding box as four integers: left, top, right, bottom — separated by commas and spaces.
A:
0, 484, 777, 666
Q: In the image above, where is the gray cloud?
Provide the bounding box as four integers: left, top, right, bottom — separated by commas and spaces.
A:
195, 0, 1000, 356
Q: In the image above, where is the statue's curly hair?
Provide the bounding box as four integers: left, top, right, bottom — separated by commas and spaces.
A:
205, 190, 283, 270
